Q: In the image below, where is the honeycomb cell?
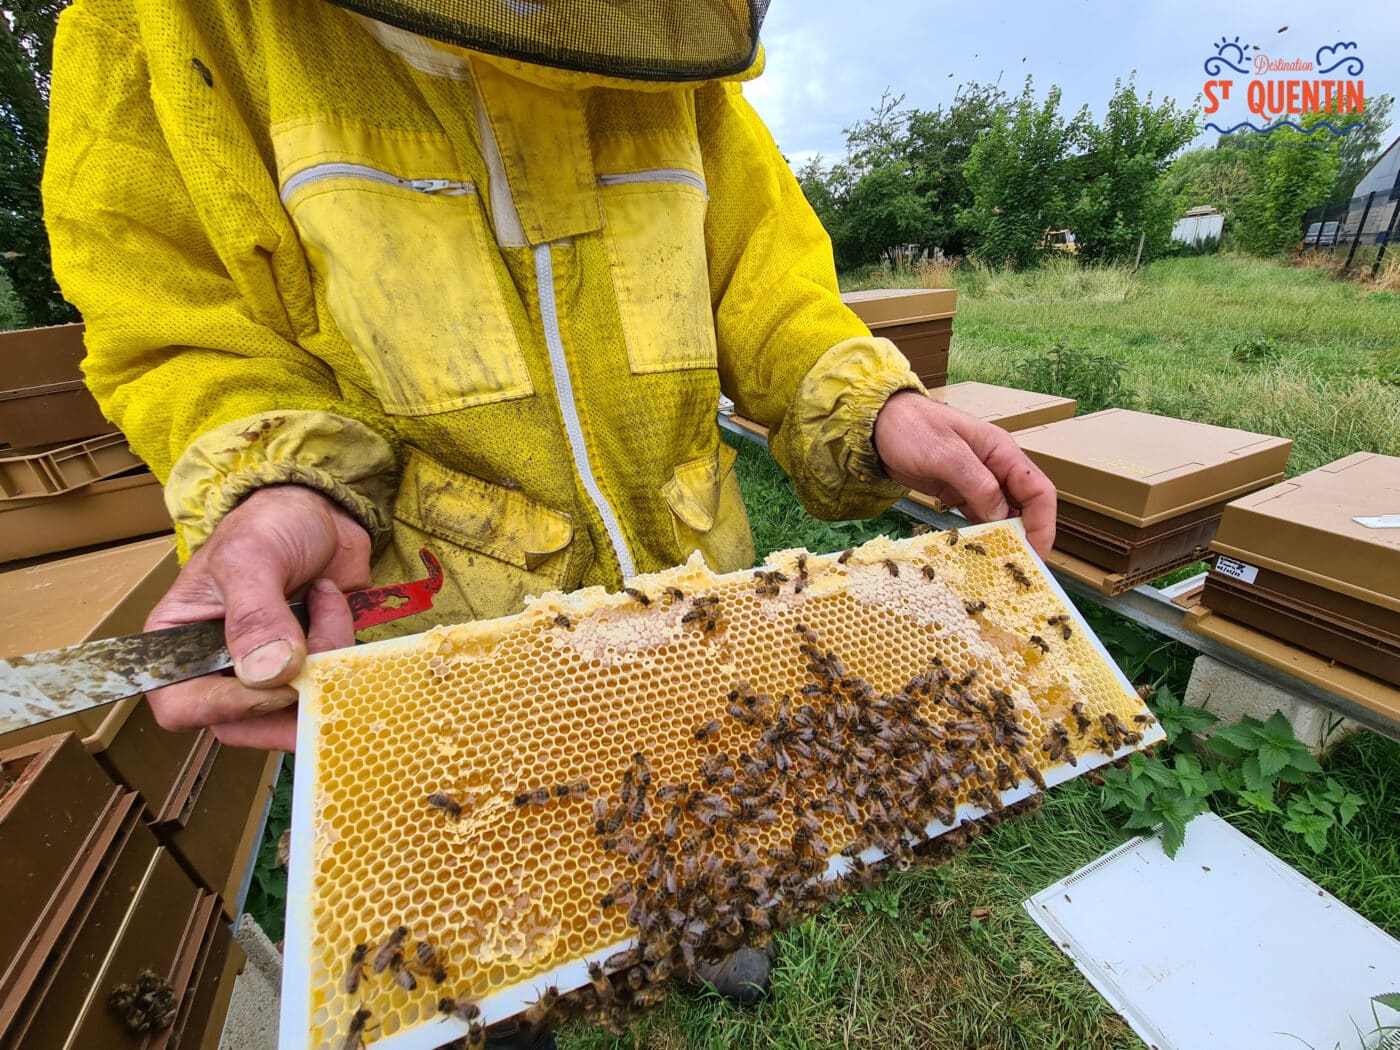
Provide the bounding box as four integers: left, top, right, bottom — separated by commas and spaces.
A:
291, 522, 1160, 1050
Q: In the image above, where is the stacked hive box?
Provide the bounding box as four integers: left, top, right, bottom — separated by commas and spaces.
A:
0, 540, 276, 1044
1014, 410, 1293, 594
841, 288, 956, 389
283, 521, 1162, 1050
1199, 452, 1400, 688
0, 323, 170, 561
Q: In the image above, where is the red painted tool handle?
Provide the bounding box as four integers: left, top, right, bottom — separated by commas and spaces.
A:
346, 548, 444, 630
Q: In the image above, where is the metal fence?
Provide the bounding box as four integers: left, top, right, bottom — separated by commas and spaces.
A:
1300, 186, 1400, 276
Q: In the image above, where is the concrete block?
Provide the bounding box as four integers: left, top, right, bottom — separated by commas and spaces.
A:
219, 915, 281, 1050
1184, 655, 1352, 755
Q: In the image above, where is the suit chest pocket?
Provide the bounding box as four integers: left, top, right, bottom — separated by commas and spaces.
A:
284, 163, 532, 416
599, 168, 718, 374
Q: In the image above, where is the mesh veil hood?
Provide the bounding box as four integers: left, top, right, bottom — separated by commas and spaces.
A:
322, 0, 770, 82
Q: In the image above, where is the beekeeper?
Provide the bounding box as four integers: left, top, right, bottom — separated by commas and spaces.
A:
43, 0, 1054, 1010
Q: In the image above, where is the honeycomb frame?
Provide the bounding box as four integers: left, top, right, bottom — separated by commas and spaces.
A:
281, 519, 1163, 1050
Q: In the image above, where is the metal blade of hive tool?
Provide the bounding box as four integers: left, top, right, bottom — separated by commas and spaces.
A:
0, 548, 443, 735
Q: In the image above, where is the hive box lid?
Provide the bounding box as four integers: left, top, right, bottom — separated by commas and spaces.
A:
930, 382, 1077, 432
841, 288, 958, 328
1014, 409, 1292, 527
1211, 452, 1400, 616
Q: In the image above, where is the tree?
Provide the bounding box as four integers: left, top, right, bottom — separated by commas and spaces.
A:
960, 79, 1085, 269
1, 0, 75, 327
1235, 113, 1342, 254
1070, 77, 1198, 263
1162, 146, 1254, 219
1329, 93, 1394, 204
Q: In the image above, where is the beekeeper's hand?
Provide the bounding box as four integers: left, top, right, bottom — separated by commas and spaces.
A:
872, 392, 1057, 557
143, 485, 372, 752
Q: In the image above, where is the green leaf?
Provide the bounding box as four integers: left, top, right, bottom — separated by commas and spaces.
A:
1255, 741, 1293, 778
1204, 734, 1246, 761
1276, 765, 1312, 786
1102, 774, 1151, 812
1159, 819, 1187, 858
1172, 754, 1212, 798
1288, 748, 1322, 774
1373, 993, 1400, 1012
1282, 810, 1333, 853
1124, 808, 1160, 831
1141, 757, 1177, 789
1337, 792, 1362, 827
1237, 788, 1282, 814
1260, 711, 1299, 747
1213, 718, 1267, 751
1241, 754, 1266, 792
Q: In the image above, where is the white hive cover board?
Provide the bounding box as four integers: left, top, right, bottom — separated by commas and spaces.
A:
1026, 812, 1400, 1050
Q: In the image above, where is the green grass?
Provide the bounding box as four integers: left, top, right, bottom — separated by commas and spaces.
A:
845, 255, 1400, 477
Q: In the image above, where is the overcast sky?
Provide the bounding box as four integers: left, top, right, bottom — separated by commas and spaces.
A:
744, 0, 1400, 169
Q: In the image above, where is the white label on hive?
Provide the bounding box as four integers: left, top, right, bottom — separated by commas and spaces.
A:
1215, 556, 1259, 585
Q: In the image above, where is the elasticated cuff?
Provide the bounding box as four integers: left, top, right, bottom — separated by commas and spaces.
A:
165, 410, 397, 556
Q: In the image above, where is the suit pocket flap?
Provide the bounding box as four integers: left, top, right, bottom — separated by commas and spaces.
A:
662, 443, 738, 534
395, 451, 572, 571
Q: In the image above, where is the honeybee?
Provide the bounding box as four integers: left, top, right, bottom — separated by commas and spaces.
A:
1070, 701, 1092, 734
1133, 713, 1155, 725
552, 613, 573, 629
604, 947, 640, 971
694, 720, 722, 742
343, 943, 368, 995
342, 1008, 373, 1050
628, 786, 648, 824
838, 549, 854, 564
947, 529, 961, 546
512, 787, 552, 807
882, 559, 900, 577
523, 987, 560, 1029
1016, 753, 1049, 791
389, 952, 417, 991
586, 961, 615, 1004
427, 792, 462, 820
466, 1020, 486, 1050
1004, 561, 1033, 589
1042, 723, 1075, 766
663, 586, 686, 602
964, 600, 987, 617
438, 996, 480, 1021
963, 542, 987, 555
623, 587, 651, 606
1028, 635, 1050, 654
656, 781, 692, 803
921, 565, 938, 581
553, 780, 591, 801
372, 926, 409, 973
413, 941, 446, 983
599, 880, 635, 909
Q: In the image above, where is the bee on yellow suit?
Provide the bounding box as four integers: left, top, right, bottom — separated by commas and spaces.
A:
44, 0, 1053, 754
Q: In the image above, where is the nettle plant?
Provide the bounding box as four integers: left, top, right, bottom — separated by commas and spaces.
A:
1098, 689, 1363, 857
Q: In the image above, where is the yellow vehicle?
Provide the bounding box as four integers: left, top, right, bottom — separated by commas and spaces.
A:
1044, 229, 1079, 255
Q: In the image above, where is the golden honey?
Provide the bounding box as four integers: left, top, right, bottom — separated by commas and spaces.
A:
289, 523, 1158, 1047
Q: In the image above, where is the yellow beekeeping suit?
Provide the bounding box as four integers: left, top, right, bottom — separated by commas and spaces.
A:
43, 0, 924, 633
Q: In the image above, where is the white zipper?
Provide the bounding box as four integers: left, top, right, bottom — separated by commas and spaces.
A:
533, 244, 637, 580
280, 163, 475, 205
598, 168, 708, 196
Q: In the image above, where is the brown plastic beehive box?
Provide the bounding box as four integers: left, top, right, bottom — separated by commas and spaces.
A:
0, 537, 217, 819
929, 382, 1077, 433
1014, 409, 1292, 580
0, 731, 133, 1036
160, 745, 280, 920
0, 323, 110, 448
283, 521, 1162, 1050
1201, 452, 1400, 685
187, 922, 247, 1050
842, 288, 957, 389
0, 469, 172, 563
